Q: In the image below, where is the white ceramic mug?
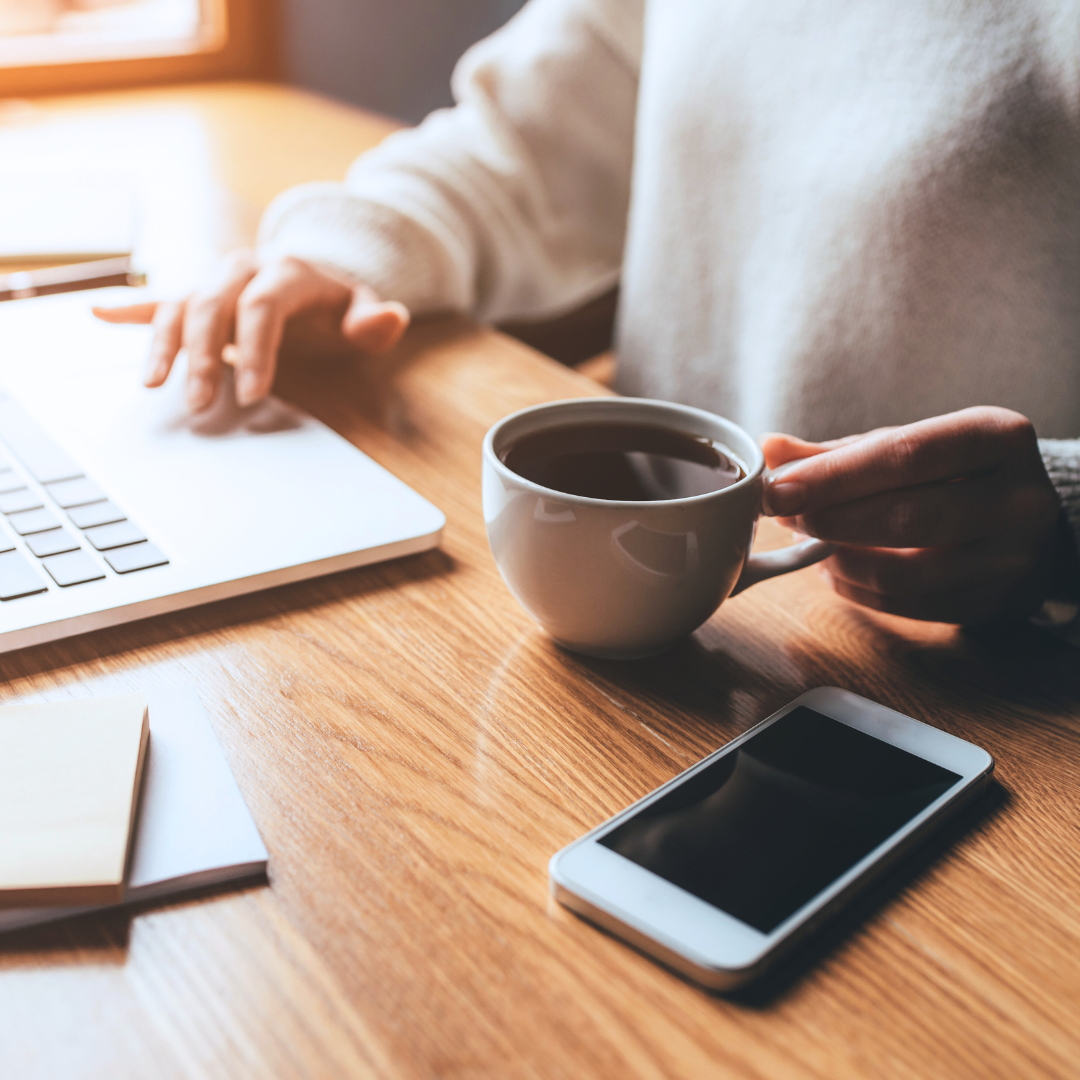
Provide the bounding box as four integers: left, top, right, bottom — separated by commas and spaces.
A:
483, 398, 835, 659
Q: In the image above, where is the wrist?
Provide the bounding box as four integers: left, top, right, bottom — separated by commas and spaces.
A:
1031, 512, 1080, 628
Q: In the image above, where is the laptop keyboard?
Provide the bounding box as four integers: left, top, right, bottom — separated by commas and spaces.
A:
0, 394, 168, 601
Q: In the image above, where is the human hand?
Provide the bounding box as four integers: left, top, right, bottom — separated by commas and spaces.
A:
760, 407, 1064, 624
93, 251, 409, 412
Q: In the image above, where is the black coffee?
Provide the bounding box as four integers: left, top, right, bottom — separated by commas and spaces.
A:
501, 421, 745, 501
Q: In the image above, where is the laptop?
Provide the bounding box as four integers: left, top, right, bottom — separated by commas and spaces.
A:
0, 290, 445, 654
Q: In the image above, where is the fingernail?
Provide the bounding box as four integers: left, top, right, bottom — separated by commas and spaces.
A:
187, 376, 214, 411
143, 355, 164, 386
763, 480, 808, 516
768, 460, 803, 480
235, 370, 262, 407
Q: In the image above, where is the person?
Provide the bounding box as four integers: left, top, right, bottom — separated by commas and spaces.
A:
97, 0, 1080, 628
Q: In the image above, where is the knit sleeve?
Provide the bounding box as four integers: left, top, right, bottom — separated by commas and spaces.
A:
258, 0, 642, 324
1035, 439, 1080, 644
1040, 439, 1080, 578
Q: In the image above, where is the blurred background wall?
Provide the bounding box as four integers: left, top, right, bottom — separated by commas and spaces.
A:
279, 0, 528, 124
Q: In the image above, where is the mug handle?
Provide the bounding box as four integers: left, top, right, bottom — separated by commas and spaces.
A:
730, 536, 837, 596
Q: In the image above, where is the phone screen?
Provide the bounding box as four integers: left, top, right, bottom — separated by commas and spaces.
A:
600, 706, 961, 933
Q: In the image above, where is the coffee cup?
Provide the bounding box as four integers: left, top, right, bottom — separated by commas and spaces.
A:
482, 397, 835, 658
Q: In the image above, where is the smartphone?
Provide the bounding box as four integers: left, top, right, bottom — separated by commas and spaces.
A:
550, 687, 994, 990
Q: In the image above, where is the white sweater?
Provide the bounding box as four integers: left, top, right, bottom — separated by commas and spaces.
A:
261, 0, 1080, 578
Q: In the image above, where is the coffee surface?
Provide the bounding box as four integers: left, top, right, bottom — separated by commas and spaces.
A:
501, 421, 745, 501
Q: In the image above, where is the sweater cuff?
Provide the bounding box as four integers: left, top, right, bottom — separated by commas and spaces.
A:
1040, 439, 1080, 567
1036, 439, 1080, 644
256, 182, 470, 315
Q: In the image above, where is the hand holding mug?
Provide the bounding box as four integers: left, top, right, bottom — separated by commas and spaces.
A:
761, 406, 1067, 624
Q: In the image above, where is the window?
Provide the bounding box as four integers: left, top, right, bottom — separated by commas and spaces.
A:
0, 1, 224, 67
0, 0, 274, 95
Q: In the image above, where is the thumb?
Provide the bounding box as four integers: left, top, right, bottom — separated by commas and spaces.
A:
340, 292, 410, 354
760, 428, 889, 471
760, 432, 832, 471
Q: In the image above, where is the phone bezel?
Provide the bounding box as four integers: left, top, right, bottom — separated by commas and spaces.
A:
549, 687, 994, 985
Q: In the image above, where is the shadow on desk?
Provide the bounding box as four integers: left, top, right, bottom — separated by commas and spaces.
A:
0, 877, 269, 963
728, 779, 1011, 1008
832, 605, 1080, 714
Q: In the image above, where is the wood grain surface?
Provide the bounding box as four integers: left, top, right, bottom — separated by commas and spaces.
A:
0, 83, 1077, 1080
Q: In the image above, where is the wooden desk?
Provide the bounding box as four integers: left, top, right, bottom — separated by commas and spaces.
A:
0, 83, 1077, 1080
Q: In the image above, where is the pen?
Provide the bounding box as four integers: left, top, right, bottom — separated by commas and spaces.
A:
0, 257, 147, 302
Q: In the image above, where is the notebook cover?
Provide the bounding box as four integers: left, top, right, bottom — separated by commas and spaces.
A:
0, 686, 268, 931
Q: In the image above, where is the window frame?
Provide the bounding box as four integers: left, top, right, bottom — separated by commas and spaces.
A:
0, 0, 276, 97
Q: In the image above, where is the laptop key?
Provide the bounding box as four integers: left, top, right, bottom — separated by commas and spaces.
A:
68, 501, 125, 529
0, 528, 15, 554
45, 477, 106, 509
0, 550, 47, 599
25, 528, 80, 558
0, 473, 25, 495
0, 394, 82, 484
42, 550, 106, 587
104, 542, 168, 574
83, 520, 145, 551
8, 508, 60, 535
0, 487, 44, 515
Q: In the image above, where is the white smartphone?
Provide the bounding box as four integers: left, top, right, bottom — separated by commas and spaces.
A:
550, 687, 993, 990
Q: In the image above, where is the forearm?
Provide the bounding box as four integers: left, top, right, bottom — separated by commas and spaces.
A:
259, 0, 641, 322
259, 188, 469, 316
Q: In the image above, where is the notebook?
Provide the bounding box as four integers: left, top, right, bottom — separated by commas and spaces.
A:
0, 686, 268, 932
0, 693, 149, 908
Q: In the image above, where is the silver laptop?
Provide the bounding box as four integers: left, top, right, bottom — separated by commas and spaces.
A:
0, 290, 445, 653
